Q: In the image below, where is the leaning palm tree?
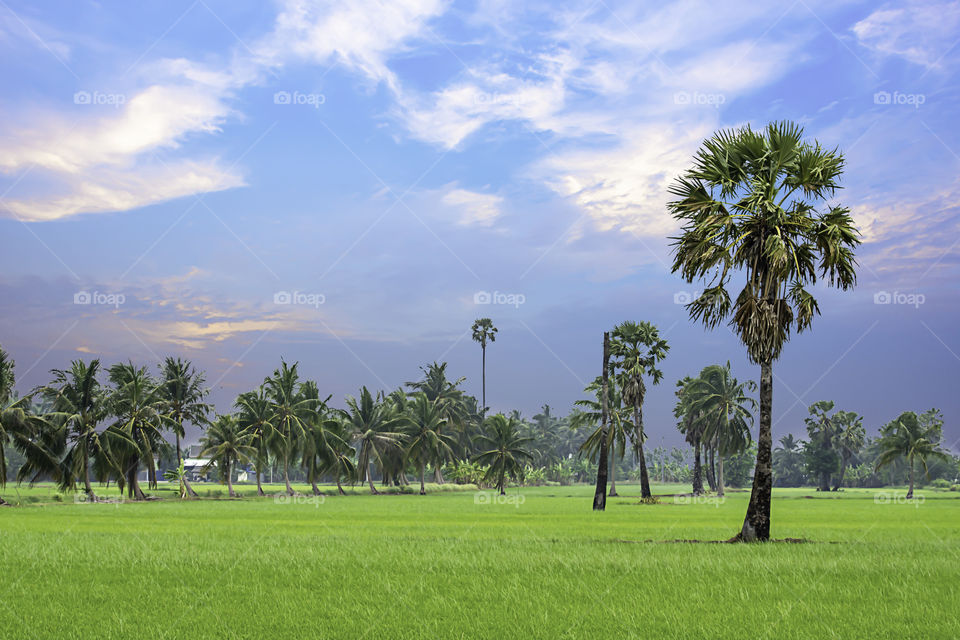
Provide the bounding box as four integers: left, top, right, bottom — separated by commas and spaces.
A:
235, 388, 275, 496
610, 320, 669, 499
686, 363, 756, 497
263, 361, 316, 495
405, 392, 457, 494
473, 413, 535, 495
107, 362, 165, 500
199, 415, 256, 498
38, 359, 113, 499
669, 121, 860, 541
471, 318, 497, 413
343, 387, 408, 494
158, 357, 210, 498
832, 410, 865, 491
875, 409, 950, 499
302, 411, 355, 496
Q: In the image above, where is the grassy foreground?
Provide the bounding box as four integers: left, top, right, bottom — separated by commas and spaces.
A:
0, 483, 957, 639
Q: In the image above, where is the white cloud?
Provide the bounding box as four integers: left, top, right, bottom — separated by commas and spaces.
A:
852, 1, 960, 68
441, 188, 503, 226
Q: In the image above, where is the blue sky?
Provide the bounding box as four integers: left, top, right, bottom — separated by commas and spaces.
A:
0, 0, 958, 448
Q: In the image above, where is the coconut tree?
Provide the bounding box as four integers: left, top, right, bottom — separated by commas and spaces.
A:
302, 410, 355, 496
235, 388, 275, 496
199, 414, 255, 498
473, 413, 535, 495
668, 121, 860, 541
263, 361, 316, 495
832, 410, 865, 490
158, 357, 210, 498
405, 362, 468, 483
571, 375, 631, 497
107, 362, 165, 500
471, 318, 497, 414
686, 363, 756, 497
875, 409, 950, 499
405, 392, 457, 494
675, 376, 705, 496
610, 320, 669, 499
0, 348, 53, 505
343, 386, 407, 494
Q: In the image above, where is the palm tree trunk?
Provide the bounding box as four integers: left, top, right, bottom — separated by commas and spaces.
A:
227, 461, 237, 498
336, 476, 346, 495
833, 457, 847, 492
906, 459, 914, 499
608, 458, 617, 497
256, 467, 265, 497
282, 450, 294, 495
716, 455, 725, 497
481, 344, 486, 414
634, 404, 651, 499
83, 434, 96, 500
434, 465, 445, 485
129, 463, 146, 501
177, 435, 199, 497
739, 358, 774, 542
593, 332, 610, 511
420, 464, 426, 495
692, 437, 704, 496
367, 461, 380, 495
498, 469, 506, 496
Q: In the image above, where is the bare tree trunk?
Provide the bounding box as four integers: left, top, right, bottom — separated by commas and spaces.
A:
634, 404, 651, 499
434, 465, 445, 485
739, 358, 773, 542
593, 332, 610, 511
256, 467, 265, 497
129, 464, 146, 501
705, 446, 717, 491
716, 455, 725, 497
227, 461, 237, 498
336, 477, 345, 495
608, 458, 617, 497
177, 435, 199, 497
311, 475, 322, 496
420, 464, 426, 495
83, 435, 96, 500
283, 450, 294, 495
692, 438, 704, 496
367, 462, 380, 495
906, 459, 914, 499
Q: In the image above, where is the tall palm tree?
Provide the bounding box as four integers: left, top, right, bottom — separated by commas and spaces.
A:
669, 121, 860, 541
406, 362, 468, 483
675, 376, 705, 496
158, 357, 210, 498
875, 409, 949, 499
0, 348, 53, 505
199, 414, 255, 498
235, 388, 275, 496
38, 359, 113, 499
610, 320, 669, 499
686, 363, 756, 497
405, 393, 457, 494
471, 318, 497, 414
302, 410, 355, 496
263, 361, 316, 495
473, 413, 534, 495
832, 410, 865, 491
343, 386, 407, 494
571, 376, 631, 497
108, 362, 165, 500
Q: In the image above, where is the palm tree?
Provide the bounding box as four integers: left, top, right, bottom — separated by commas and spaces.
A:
107, 362, 165, 500
675, 376, 705, 496
471, 318, 497, 414
875, 409, 950, 499
473, 413, 534, 495
669, 121, 860, 541
610, 320, 669, 499
405, 393, 456, 494
804, 400, 839, 492
343, 386, 407, 494
0, 348, 52, 505
235, 388, 275, 496
686, 363, 756, 497
302, 411, 355, 496
37, 359, 112, 499
832, 410, 864, 490
571, 376, 631, 497
158, 357, 210, 498
263, 361, 316, 495
199, 415, 256, 498
406, 362, 468, 483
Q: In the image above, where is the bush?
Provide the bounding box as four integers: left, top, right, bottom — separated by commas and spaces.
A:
930, 478, 951, 489
950, 484, 960, 492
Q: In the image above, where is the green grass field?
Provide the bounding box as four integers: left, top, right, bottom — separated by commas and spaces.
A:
1, 483, 957, 639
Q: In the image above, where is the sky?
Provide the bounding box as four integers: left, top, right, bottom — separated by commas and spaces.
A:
0, 0, 958, 449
